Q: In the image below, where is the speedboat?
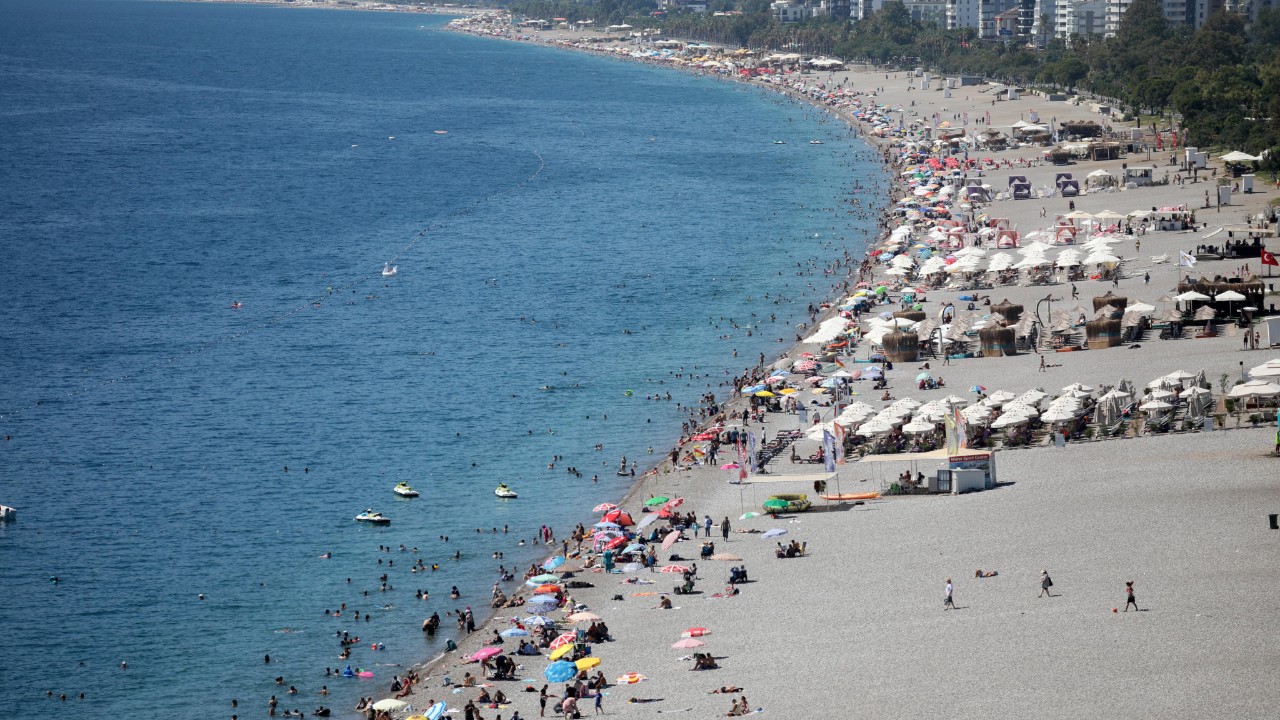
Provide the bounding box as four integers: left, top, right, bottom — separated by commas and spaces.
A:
0, 505, 15, 522
494, 484, 518, 499
354, 509, 391, 524
382, 264, 398, 277
809, 140, 823, 145
773, 140, 786, 145
393, 482, 420, 498
433, 130, 448, 135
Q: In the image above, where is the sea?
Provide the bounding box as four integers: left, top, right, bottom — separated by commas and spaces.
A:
0, 1, 886, 717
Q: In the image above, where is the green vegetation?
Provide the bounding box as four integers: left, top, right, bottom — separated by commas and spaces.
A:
505, 0, 1280, 162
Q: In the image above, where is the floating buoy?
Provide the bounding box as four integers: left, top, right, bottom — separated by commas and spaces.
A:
623, 390, 633, 397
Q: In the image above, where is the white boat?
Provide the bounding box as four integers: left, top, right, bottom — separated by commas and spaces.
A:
773, 140, 786, 145
494, 484, 518, 499
433, 130, 448, 135
0, 505, 14, 522
809, 140, 823, 145
393, 482, 420, 498
354, 509, 391, 524
382, 264, 398, 277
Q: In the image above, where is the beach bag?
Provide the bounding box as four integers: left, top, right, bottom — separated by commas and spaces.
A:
1046, 575, 1053, 587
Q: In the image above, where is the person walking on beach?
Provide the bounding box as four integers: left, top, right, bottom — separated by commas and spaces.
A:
704, 515, 713, 538
1039, 570, 1053, 597
943, 578, 955, 610
594, 690, 604, 715
1071, 283, 1079, 300
539, 685, 549, 717
1038, 355, 1046, 373
720, 517, 731, 540
1124, 580, 1138, 611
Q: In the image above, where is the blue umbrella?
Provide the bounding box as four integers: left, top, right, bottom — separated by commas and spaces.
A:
543, 556, 566, 571
523, 616, 555, 627
425, 701, 448, 720
593, 521, 621, 530
545, 660, 578, 683
500, 627, 530, 638
622, 543, 645, 554
527, 594, 558, 606
762, 528, 787, 538
742, 384, 767, 394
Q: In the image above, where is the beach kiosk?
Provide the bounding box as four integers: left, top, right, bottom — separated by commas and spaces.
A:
853, 449, 998, 495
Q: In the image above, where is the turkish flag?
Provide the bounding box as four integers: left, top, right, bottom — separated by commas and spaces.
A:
1263, 248, 1279, 267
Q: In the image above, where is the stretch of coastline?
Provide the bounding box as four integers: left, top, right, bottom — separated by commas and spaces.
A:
332, 11, 1280, 720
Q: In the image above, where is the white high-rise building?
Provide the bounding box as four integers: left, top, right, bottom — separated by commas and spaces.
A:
1055, 0, 1107, 38
948, 0, 982, 28
1103, 0, 1132, 35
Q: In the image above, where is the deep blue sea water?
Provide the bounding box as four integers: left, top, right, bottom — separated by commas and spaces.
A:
0, 2, 885, 717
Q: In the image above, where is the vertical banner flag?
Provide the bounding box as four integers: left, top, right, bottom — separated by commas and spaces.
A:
747, 430, 758, 474
822, 430, 836, 473
833, 423, 846, 465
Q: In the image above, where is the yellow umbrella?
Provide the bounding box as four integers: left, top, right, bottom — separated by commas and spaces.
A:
575, 657, 601, 671
406, 716, 429, 720
779, 388, 798, 395
549, 643, 574, 661
754, 391, 776, 398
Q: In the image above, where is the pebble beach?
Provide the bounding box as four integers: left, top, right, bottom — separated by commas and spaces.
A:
338, 12, 1280, 720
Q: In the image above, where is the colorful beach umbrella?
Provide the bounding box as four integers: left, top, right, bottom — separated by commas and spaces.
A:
575, 657, 601, 671
549, 632, 577, 649
658, 565, 689, 574
593, 503, 619, 513
672, 638, 705, 649
529, 573, 560, 584
542, 556, 566, 571
739, 512, 760, 520
661, 531, 681, 551
533, 584, 562, 595
548, 643, 575, 661
469, 647, 502, 662
545, 661, 578, 683
616, 673, 648, 685
425, 702, 448, 720
682, 627, 711, 638
499, 627, 530, 638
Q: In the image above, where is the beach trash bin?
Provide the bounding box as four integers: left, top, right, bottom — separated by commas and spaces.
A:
1270, 514, 1278, 530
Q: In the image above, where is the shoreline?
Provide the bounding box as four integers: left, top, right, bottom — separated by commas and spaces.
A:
378, 12, 1280, 720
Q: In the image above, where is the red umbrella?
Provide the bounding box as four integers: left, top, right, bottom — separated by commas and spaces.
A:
549, 632, 577, 649
593, 503, 618, 513
682, 627, 711, 638
660, 498, 684, 513
533, 584, 563, 595
660, 531, 680, 551
603, 509, 635, 527
658, 565, 689, 574
604, 536, 628, 550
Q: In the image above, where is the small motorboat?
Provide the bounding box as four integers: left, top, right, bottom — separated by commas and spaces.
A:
0, 504, 15, 522
382, 264, 398, 277
433, 130, 448, 135
354, 509, 391, 524
393, 482, 420, 498
809, 140, 823, 145
772, 140, 786, 145
494, 484, 518, 499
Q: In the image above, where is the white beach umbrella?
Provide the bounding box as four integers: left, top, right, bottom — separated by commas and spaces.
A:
986, 252, 1015, 272
987, 389, 1017, 404
1062, 383, 1094, 393
1127, 302, 1156, 314
1139, 400, 1174, 412
1084, 251, 1121, 265
990, 413, 1029, 429
1018, 240, 1053, 255
902, 418, 937, 434
891, 254, 916, 268
1174, 291, 1210, 302
1012, 254, 1050, 270
884, 266, 910, 276
953, 246, 987, 258
1000, 402, 1039, 418
1247, 360, 1280, 379
960, 405, 991, 424
1016, 389, 1048, 406
855, 420, 894, 436
1215, 290, 1247, 302
1163, 370, 1196, 381
1227, 380, 1280, 398
1040, 408, 1077, 423
1147, 389, 1176, 400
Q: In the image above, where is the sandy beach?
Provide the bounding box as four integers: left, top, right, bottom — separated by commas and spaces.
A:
357, 14, 1280, 720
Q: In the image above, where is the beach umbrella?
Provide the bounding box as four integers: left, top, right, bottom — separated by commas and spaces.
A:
549, 632, 577, 649
533, 584, 562, 595
603, 509, 635, 526
529, 573, 560, 584
635, 513, 660, 530
1227, 380, 1280, 398
545, 660, 579, 683
1248, 360, 1280, 379
915, 372, 933, 381
593, 503, 618, 513
672, 638, 706, 649
1139, 400, 1174, 412
616, 673, 648, 685
523, 616, 555, 627
762, 528, 787, 538
658, 565, 690, 574
644, 496, 670, 507
661, 531, 681, 551
548, 643, 576, 661
763, 498, 791, 510
1174, 291, 1209, 302
567, 611, 602, 622
425, 702, 448, 720
661, 498, 685, 512
500, 627, 530, 638
739, 512, 760, 520
527, 594, 558, 607
575, 657, 601, 671
373, 699, 410, 712
682, 627, 712, 637
593, 521, 621, 531
719, 463, 741, 470
990, 414, 1029, 429
622, 543, 645, 554
470, 646, 503, 662
542, 556, 566, 571
970, 385, 986, 394
709, 552, 742, 561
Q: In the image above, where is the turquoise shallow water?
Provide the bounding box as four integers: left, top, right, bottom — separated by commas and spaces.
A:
0, 1, 885, 717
